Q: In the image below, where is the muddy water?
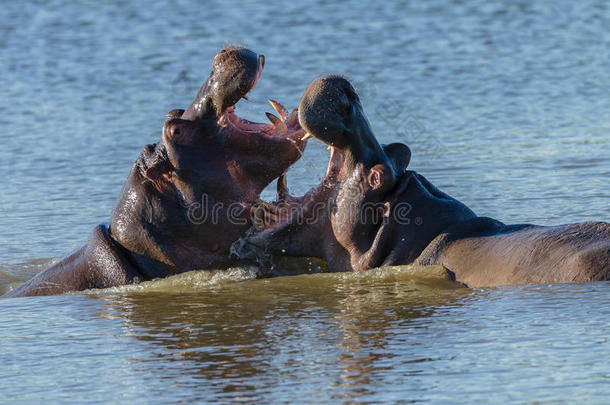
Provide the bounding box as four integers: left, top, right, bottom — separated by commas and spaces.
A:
1, 0, 609, 403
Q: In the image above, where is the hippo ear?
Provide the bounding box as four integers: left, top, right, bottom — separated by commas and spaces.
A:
367, 164, 396, 193
382, 143, 411, 174
166, 109, 185, 121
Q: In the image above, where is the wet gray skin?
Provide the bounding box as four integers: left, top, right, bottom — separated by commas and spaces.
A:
5, 46, 306, 297
239, 75, 610, 287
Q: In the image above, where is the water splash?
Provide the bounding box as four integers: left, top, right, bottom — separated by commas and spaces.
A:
84, 266, 261, 295
0, 258, 57, 296
90, 262, 461, 296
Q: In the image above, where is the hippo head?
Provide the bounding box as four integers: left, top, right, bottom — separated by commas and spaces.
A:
110, 46, 306, 277
238, 75, 416, 271
169, 45, 306, 201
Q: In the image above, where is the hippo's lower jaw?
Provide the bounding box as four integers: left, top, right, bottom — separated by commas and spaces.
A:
177, 47, 307, 191
249, 144, 344, 235
219, 98, 305, 155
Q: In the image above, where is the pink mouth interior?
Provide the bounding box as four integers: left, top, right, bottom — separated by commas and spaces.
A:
224, 110, 276, 135
219, 56, 301, 139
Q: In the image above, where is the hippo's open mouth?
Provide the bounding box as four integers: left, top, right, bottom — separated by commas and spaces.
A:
163, 47, 308, 202
217, 54, 304, 144
249, 142, 344, 232
245, 73, 408, 234
221, 99, 301, 139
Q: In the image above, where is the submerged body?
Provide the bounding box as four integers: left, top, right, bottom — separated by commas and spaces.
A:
6, 47, 305, 297
240, 75, 610, 287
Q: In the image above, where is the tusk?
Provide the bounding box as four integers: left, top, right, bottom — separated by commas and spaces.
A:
264, 207, 278, 224
251, 205, 266, 231
265, 112, 287, 133
301, 132, 314, 141
287, 108, 298, 125
261, 201, 280, 215
268, 99, 289, 120
277, 173, 289, 203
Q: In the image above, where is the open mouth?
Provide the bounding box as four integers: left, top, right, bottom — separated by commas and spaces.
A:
221, 100, 301, 137
218, 56, 304, 143
250, 139, 345, 232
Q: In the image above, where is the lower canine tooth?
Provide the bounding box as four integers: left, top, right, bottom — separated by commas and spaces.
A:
277, 173, 289, 202
252, 205, 267, 231
261, 201, 280, 215
268, 99, 289, 120
264, 208, 278, 223
287, 108, 298, 125
266, 112, 287, 133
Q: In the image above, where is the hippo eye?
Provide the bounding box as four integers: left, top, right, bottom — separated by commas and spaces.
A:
167, 126, 180, 141
164, 121, 184, 144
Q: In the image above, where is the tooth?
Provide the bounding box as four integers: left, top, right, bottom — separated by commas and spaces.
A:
326, 146, 336, 177
277, 173, 289, 202
251, 205, 267, 231
261, 201, 280, 215
264, 207, 278, 223
268, 99, 289, 120
266, 112, 287, 133
242, 94, 249, 100
301, 132, 314, 141
287, 108, 298, 125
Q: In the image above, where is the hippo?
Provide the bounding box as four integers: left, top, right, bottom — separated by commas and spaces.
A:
237, 75, 610, 287
5, 46, 306, 297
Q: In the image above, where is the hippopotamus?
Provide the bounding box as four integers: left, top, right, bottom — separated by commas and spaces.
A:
5, 46, 306, 297
238, 75, 610, 287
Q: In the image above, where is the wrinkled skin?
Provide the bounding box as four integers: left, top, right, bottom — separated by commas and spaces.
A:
239, 75, 610, 287
5, 46, 305, 297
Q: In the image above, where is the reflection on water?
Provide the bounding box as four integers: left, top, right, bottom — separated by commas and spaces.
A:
4, 269, 610, 403
90, 268, 469, 402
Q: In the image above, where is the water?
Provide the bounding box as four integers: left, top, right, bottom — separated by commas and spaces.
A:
1, 0, 609, 402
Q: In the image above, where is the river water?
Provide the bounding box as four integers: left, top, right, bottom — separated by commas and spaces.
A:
1, 0, 609, 403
